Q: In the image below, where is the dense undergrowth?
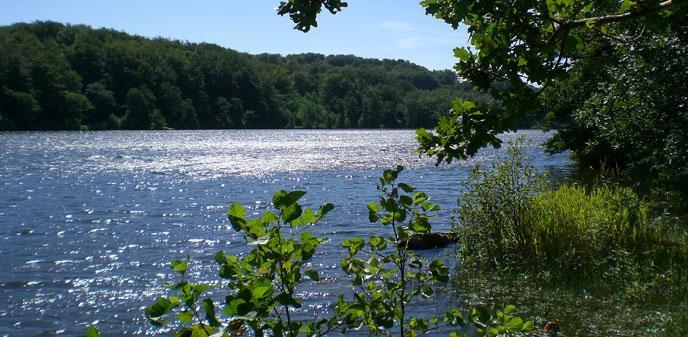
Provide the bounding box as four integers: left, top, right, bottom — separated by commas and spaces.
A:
452, 139, 688, 335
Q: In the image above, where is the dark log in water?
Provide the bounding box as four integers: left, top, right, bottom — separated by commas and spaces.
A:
401, 232, 458, 250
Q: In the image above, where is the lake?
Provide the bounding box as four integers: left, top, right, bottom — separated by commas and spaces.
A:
0, 130, 572, 336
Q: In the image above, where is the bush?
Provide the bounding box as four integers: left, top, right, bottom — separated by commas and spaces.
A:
453, 139, 674, 283
454, 138, 547, 268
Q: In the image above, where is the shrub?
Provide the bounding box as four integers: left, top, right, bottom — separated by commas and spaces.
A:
454, 138, 547, 268
454, 139, 659, 282
144, 190, 337, 337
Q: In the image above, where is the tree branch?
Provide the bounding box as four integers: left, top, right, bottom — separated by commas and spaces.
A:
570, 0, 685, 27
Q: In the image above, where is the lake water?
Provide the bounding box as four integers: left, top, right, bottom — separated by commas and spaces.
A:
0, 130, 572, 337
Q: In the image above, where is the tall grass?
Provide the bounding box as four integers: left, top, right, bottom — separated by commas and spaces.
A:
523, 185, 650, 279
454, 138, 687, 285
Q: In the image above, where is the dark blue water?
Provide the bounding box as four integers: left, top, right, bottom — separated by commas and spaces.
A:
0, 130, 572, 336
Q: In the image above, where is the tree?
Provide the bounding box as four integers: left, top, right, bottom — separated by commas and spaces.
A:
122, 86, 158, 130
545, 30, 688, 196
58, 90, 93, 130
85, 82, 118, 128
278, 0, 688, 195
0, 21, 507, 132
415, 0, 687, 163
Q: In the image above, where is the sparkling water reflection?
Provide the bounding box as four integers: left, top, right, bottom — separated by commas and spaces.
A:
0, 130, 572, 336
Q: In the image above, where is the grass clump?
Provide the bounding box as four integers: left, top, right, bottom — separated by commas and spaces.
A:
522, 184, 650, 280
454, 138, 686, 284
452, 138, 688, 335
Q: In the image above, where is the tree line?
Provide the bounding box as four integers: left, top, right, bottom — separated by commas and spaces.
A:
0, 21, 514, 131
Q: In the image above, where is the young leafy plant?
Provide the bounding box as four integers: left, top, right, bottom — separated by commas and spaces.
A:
336, 165, 534, 337
217, 190, 335, 337
145, 190, 335, 337
144, 256, 223, 336
337, 165, 450, 337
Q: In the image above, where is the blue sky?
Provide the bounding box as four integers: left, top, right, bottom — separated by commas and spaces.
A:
0, 0, 469, 70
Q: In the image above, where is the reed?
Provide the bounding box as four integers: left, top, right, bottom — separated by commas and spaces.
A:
454, 139, 686, 285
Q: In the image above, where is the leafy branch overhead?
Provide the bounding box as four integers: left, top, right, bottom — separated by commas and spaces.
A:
277, 0, 688, 165
277, 0, 348, 32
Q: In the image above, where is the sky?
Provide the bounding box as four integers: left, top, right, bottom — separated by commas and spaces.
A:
0, 0, 470, 70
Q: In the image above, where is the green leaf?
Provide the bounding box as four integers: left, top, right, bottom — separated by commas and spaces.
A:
304, 269, 320, 281
504, 304, 517, 315
224, 298, 246, 316
170, 259, 188, 274
145, 297, 176, 326
342, 237, 365, 255
398, 183, 415, 193
282, 203, 303, 223
273, 190, 307, 209
410, 221, 431, 233
619, 0, 636, 12
413, 192, 429, 204
368, 201, 382, 222
400, 195, 413, 208
382, 168, 400, 184
319, 202, 335, 217
292, 208, 318, 226
227, 203, 246, 231
369, 236, 387, 250
178, 310, 193, 323
202, 298, 221, 327
272, 190, 289, 208
507, 317, 524, 329
367, 201, 383, 213
81, 327, 101, 337
275, 292, 302, 308
470, 306, 492, 323
522, 320, 534, 330
251, 282, 274, 300
453, 47, 472, 62
563, 33, 584, 55
247, 235, 269, 245
287, 190, 307, 203
261, 211, 278, 225
421, 202, 441, 211
421, 285, 433, 298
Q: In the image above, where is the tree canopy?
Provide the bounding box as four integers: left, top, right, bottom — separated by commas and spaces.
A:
278, 0, 688, 196
0, 21, 510, 131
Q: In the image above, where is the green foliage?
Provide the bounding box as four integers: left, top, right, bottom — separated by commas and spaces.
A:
79, 327, 101, 337
543, 30, 688, 200
0, 21, 480, 131
338, 165, 450, 337
277, 0, 348, 32
215, 191, 335, 336
453, 138, 548, 266
454, 141, 687, 285
145, 190, 336, 337
336, 165, 534, 337
68, 167, 540, 337
454, 264, 688, 337
523, 185, 651, 277
414, 0, 687, 164
278, 0, 688, 199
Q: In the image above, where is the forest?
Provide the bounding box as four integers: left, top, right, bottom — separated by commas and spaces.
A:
0, 21, 518, 131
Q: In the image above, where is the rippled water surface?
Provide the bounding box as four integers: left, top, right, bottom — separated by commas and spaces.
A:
0, 130, 572, 337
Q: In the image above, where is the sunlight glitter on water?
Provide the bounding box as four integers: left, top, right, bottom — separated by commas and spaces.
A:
0, 130, 572, 336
